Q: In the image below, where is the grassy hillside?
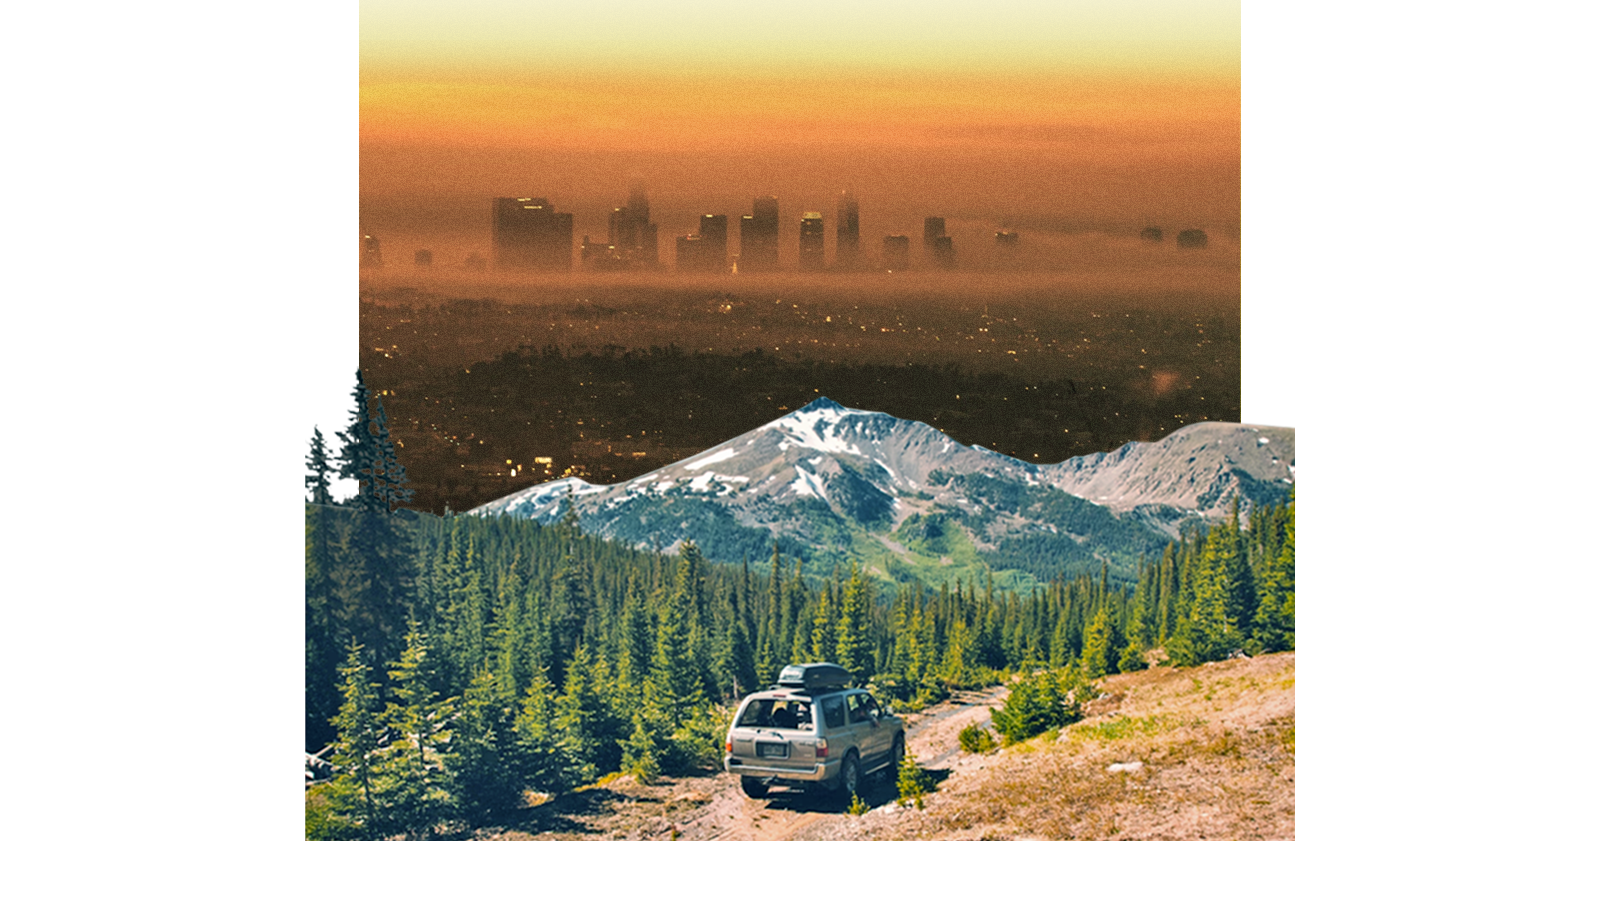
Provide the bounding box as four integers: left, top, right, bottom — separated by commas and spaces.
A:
858, 652, 1295, 840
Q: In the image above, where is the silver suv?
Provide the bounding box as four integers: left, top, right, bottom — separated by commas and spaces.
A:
723, 663, 906, 800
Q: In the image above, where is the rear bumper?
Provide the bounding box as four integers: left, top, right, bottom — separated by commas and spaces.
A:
725, 756, 840, 783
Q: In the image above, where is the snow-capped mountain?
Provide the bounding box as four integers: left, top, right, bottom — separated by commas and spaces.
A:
471, 398, 1294, 588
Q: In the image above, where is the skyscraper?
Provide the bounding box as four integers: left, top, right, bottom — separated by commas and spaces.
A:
676, 234, 706, 273
738, 196, 780, 273
883, 235, 910, 272
798, 212, 825, 272
923, 217, 946, 259
492, 197, 574, 271
607, 185, 659, 268
581, 235, 625, 271
836, 191, 859, 270
360, 234, 383, 269
933, 235, 956, 269
699, 214, 728, 272
677, 214, 729, 273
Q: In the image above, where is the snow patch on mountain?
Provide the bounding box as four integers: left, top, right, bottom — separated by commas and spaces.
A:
765, 398, 870, 458
791, 463, 828, 500
684, 447, 739, 471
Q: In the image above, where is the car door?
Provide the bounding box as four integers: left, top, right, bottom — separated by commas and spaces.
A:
858, 692, 890, 764
845, 690, 887, 764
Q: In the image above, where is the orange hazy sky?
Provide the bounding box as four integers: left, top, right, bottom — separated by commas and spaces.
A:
361, 2, 1239, 265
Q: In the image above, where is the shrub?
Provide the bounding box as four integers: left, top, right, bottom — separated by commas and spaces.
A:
664, 703, 734, 773
991, 670, 1072, 745
897, 750, 934, 809
621, 718, 662, 784
958, 723, 996, 754
848, 793, 870, 816
305, 784, 363, 841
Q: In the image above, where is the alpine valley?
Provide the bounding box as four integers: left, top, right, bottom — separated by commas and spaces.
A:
471, 398, 1294, 592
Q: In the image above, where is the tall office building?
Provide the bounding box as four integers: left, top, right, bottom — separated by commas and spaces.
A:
414, 249, 433, 268
581, 235, 625, 271
607, 185, 659, 268
883, 234, 910, 272
677, 213, 729, 273
492, 197, 574, 271
993, 231, 1019, 270
676, 234, 706, 273
360, 234, 383, 268
699, 214, 728, 272
836, 191, 859, 270
933, 235, 956, 269
798, 211, 825, 272
738, 196, 780, 272
923, 217, 946, 258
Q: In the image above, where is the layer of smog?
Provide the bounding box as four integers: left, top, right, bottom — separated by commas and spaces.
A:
360, 269, 1239, 516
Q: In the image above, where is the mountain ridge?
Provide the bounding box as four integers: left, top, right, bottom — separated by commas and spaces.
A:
471, 398, 1294, 587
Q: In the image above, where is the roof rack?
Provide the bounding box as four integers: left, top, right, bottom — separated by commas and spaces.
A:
774, 662, 851, 693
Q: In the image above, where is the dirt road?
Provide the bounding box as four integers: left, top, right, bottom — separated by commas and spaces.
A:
483, 683, 1009, 841
681, 684, 1010, 841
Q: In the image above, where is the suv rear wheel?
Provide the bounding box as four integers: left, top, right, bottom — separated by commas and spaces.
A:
740, 776, 769, 798
886, 734, 905, 781
835, 752, 861, 799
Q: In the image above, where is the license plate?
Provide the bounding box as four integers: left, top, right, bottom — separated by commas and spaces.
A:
756, 742, 789, 759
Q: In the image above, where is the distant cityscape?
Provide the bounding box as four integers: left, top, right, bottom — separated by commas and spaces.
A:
359, 187, 1213, 274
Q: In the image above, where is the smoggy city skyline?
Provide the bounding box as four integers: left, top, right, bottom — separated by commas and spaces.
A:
360, 3, 1240, 273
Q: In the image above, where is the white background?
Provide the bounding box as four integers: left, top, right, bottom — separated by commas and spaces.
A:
6, 0, 1594, 892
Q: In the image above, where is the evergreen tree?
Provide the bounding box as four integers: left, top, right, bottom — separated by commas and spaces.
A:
381, 621, 452, 835
941, 616, 972, 686
1218, 500, 1258, 631
1118, 595, 1148, 673
440, 523, 489, 691
720, 613, 758, 699
489, 562, 534, 704
616, 576, 655, 691
557, 643, 627, 774
1167, 528, 1239, 666
835, 563, 875, 680
897, 748, 934, 809
328, 640, 381, 831
809, 581, 836, 663
1080, 606, 1112, 679
371, 400, 414, 512
1248, 496, 1295, 654
620, 712, 663, 784
306, 427, 333, 505
513, 667, 592, 792
991, 668, 1070, 744
337, 371, 385, 515
650, 554, 705, 730
447, 668, 523, 824
549, 548, 593, 688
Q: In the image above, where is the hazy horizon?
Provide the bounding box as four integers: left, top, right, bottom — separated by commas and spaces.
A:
361, 4, 1240, 269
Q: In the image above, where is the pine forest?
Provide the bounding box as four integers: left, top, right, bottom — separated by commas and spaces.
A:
305, 372, 1294, 839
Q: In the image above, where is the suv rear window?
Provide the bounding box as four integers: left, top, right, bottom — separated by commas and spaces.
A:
737, 698, 814, 730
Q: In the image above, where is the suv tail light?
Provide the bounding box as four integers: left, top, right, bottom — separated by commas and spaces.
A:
725, 738, 733, 754
816, 738, 829, 758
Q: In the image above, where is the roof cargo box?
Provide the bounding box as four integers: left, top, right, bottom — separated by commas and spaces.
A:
776, 662, 851, 692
